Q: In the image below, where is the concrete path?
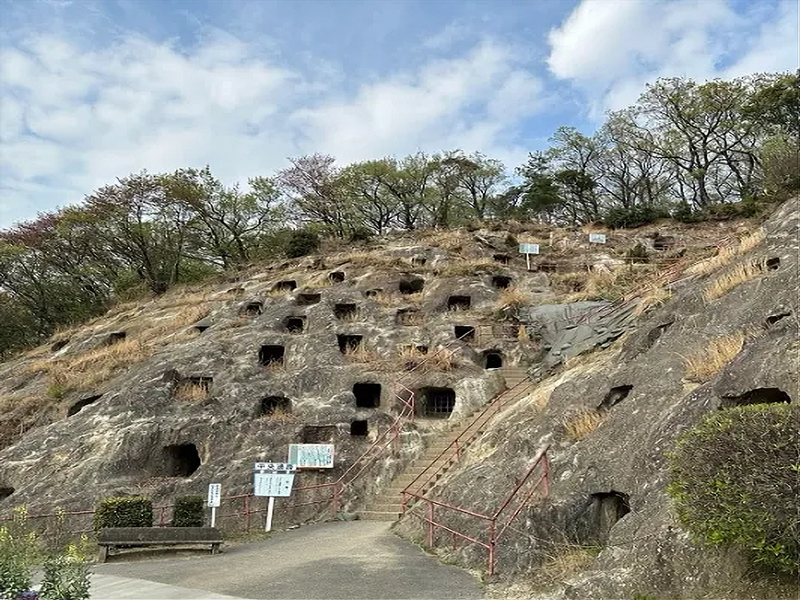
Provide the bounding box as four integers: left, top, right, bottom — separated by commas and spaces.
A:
91, 521, 483, 600
90, 574, 243, 599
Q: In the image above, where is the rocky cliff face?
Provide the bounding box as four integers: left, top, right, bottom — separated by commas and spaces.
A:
1, 207, 792, 596
396, 199, 799, 599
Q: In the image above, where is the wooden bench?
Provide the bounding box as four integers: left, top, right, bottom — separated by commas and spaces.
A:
96, 527, 223, 563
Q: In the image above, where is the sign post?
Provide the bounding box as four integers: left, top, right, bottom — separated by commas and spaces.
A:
589, 233, 607, 244
207, 483, 221, 528
253, 462, 297, 532
518, 243, 540, 271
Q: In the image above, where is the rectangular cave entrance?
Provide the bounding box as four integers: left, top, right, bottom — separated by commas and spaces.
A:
492, 275, 513, 289
174, 377, 213, 401
68, 394, 103, 417
447, 295, 471, 311
259, 345, 285, 367
297, 293, 321, 306
51, 339, 69, 352
598, 385, 632, 411
418, 387, 456, 418
284, 316, 306, 333
107, 331, 126, 345
329, 271, 345, 283
493, 254, 510, 264
454, 325, 476, 342
337, 334, 363, 353
160, 443, 201, 478
273, 280, 297, 292
411, 256, 427, 266
484, 351, 503, 369
334, 303, 358, 320
301, 425, 337, 443
399, 277, 425, 295
353, 382, 381, 408
350, 420, 368, 436
396, 308, 422, 326
0, 486, 14, 501
364, 289, 382, 298
258, 396, 291, 417
240, 301, 263, 316
591, 491, 630, 542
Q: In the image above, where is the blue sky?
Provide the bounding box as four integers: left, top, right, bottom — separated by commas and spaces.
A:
0, 0, 797, 227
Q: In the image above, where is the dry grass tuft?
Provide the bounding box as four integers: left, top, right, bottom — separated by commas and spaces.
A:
633, 283, 673, 316
532, 545, 597, 587
261, 407, 295, 423
372, 291, 400, 306
563, 409, 606, 441
174, 379, 211, 402
517, 325, 530, 342
684, 332, 746, 381
496, 287, 531, 310
438, 259, 496, 277
702, 260, 768, 302
424, 229, 467, 252
686, 229, 765, 276
342, 344, 378, 363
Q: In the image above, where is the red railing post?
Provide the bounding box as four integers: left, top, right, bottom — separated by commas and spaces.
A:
488, 519, 497, 577
332, 483, 341, 516
244, 495, 251, 533
426, 500, 434, 547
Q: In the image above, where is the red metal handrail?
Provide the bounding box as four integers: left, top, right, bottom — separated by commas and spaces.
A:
401, 372, 535, 511
404, 445, 550, 576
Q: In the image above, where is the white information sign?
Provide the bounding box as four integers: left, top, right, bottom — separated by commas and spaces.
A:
589, 233, 607, 244
253, 472, 295, 497
253, 462, 296, 498
207, 483, 221, 508
518, 243, 540, 255
288, 444, 335, 469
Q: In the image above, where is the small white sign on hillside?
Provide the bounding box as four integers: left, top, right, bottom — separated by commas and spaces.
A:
589, 233, 607, 244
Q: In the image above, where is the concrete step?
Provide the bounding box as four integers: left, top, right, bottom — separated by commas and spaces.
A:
358, 511, 400, 521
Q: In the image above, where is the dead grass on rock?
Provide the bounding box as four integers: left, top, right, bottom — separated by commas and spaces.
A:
526, 545, 597, 589
702, 260, 769, 302
173, 379, 211, 402
683, 332, 746, 382
686, 229, 765, 277
496, 287, 531, 310
563, 408, 606, 441
438, 258, 496, 277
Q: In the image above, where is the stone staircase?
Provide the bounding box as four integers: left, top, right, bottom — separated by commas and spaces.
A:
359, 366, 532, 521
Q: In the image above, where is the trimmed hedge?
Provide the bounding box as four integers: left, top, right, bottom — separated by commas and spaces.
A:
668, 404, 800, 575
172, 495, 205, 527
93, 496, 153, 531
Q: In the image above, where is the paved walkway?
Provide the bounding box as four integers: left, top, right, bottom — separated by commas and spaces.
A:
91, 521, 483, 600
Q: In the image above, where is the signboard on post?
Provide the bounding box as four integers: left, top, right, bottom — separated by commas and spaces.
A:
589, 233, 607, 244
518, 243, 540, 271
253, 463, 297, 497
253, 462, 297, 532
518, 243, 540, 255
288, 444, 335, 469
207, 483, 221, 528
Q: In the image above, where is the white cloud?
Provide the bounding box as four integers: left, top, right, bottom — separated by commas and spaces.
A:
0, 30, 544, 227
546, 0, 797, 115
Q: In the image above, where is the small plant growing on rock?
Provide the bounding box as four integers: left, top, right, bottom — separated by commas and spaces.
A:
496, 287, 531, 310
668, 404, 799, 575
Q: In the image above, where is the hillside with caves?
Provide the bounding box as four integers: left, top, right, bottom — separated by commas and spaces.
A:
1, 196, 799, 598
1, 71, 799, 599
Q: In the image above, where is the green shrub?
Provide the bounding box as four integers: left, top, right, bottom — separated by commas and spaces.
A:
93, 496, 153, 531
172, 495, 205, 527
601, 205, 670, 229
286, 230, 320, 258
668, 404, 800, 575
